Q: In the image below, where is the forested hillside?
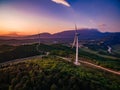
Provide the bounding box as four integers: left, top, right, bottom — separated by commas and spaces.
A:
0, 56, 120, 90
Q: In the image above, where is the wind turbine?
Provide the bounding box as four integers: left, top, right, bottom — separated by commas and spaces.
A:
36, 30, 41, 52
72, 24, 80, 65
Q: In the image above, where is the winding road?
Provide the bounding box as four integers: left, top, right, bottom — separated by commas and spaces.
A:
79, 60, 120, 75
58, 56, 120, 76
0, 55, 120, 76
0, 55, 43, 67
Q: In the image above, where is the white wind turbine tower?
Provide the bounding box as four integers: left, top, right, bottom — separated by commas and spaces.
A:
72, 24, 80, 65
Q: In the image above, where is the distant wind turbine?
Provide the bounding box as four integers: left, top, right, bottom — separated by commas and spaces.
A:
36, 30, 41, 52
72, 24, 80, 65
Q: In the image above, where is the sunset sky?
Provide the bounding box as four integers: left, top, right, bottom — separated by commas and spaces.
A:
0, 0, 120, 36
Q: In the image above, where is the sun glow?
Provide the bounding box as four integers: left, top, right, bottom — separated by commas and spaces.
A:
0, 5, 74, 36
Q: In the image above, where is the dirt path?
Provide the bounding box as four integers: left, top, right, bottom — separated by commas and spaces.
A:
58, 56, 120, 76
1, 55, 120, 76
0, 55, 43, 67
79, 60, 120, 75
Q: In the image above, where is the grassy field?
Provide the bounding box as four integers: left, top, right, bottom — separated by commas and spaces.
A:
0, 56, 120, 90
80, 47, 118, 59
83, 43, 120, 58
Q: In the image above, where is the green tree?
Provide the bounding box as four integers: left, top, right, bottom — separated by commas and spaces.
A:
50, 83, 57, 90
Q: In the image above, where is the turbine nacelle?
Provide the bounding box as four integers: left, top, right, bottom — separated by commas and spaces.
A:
75, 33, 80, 36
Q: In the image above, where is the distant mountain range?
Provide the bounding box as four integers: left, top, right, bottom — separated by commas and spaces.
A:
0, 28, 120, 45
25, 29, 106, 39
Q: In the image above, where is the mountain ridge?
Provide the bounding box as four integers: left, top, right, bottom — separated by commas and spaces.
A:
0, 29, 119, 45
0, 28, 120, 39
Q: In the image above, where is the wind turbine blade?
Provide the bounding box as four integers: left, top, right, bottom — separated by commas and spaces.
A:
72, 24, 78, 48
72, 35, 77, 48
75, 24, 77, 33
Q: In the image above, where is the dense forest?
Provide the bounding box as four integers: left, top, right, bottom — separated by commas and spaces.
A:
0, 56, 120, 90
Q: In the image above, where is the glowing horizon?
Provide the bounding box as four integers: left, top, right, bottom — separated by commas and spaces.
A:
0, 5, 74, 36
